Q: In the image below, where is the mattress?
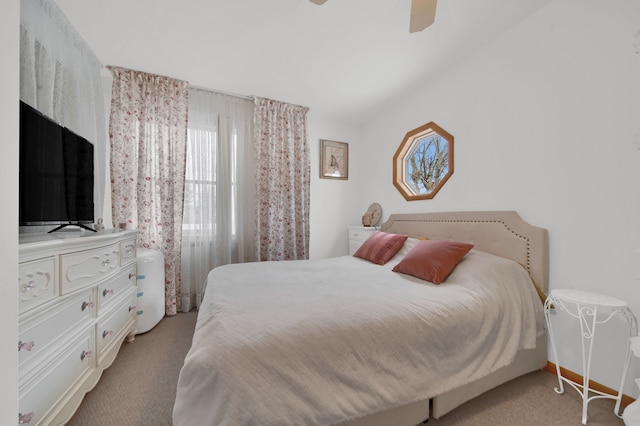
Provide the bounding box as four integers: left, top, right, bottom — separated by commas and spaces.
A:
173, 248, 544, 426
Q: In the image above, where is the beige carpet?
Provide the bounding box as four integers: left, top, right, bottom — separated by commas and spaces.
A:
68, 312, 197, 426
68, 311, 625, 425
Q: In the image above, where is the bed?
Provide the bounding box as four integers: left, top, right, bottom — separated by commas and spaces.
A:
173, 211, 549, 426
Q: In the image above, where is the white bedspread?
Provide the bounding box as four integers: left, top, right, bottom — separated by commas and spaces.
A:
173, 250, 543, 426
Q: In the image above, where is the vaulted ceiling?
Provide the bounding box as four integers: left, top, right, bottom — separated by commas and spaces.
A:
55, 0, 551, 124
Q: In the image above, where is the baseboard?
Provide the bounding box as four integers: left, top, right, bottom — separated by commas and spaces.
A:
544, 361, 636, 407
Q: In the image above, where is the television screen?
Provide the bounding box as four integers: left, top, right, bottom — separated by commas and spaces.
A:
19, 101, 94, 227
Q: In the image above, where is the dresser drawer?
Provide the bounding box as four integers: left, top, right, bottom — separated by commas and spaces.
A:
98, 265, 137, 313
19, 331, 94, 426
349, 241, 364, 255
348, 227, 376, 242
60, 243, 121, 294
19, 257, 57, 313
120, 238, 137, 267
348, 227, 376, 255
97, 289, 137, 361
19, 288, 94, 378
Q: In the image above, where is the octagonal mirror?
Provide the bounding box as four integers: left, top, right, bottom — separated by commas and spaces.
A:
393, 121, 454, 201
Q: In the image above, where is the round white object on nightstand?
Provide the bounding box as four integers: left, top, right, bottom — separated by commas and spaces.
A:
366, 203, 382, 227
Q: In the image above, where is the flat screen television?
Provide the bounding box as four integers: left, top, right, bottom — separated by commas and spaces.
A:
19, 101, 95, 233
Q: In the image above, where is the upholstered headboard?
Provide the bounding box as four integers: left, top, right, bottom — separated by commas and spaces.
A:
380, 211, 549, 292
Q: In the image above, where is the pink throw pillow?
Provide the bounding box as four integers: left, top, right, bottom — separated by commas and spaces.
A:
353, 231, 408, 265
392, 239, 474, 284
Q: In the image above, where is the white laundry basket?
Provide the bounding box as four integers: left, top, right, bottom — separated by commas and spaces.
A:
136, 248, 165, 334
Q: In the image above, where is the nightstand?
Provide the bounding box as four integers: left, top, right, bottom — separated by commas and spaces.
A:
544, 289, 638, 425
347, 226, 376, 255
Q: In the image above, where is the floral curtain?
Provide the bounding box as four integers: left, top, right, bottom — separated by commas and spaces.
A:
108, 66, 189, 316
254, 97, 310, 261
181, 89, 255, 312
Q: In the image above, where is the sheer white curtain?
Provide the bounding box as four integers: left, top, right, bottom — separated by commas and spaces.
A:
20, 0, 107, 222
181, 89, 255, 312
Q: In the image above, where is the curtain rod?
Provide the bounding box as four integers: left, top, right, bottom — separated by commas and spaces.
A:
101, 65, 253, 101
189, 84, 254, 101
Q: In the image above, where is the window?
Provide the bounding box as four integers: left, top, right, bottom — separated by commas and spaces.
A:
182, 127, 239, 238
393, 121, 454, 200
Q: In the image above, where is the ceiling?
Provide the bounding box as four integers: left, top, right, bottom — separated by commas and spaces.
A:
55, 0, 551, 124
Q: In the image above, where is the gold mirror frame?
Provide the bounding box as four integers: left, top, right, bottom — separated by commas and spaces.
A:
393, 121, 454, 201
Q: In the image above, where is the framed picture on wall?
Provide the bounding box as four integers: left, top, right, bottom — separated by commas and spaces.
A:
320, 139, 348, 180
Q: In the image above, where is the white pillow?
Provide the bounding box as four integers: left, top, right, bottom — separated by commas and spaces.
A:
382, 237, 421, 269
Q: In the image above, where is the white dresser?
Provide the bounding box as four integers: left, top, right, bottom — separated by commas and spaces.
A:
347, 226, 377, 255
18, 230, 138, 426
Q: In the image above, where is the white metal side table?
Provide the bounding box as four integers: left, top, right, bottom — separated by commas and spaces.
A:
544, 289, 638, 425
623, 336, 640, 425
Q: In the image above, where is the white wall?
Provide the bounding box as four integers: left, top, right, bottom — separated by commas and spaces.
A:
308, 110, 363, 259
1, 0, 20, 421
350, 0, 640, 396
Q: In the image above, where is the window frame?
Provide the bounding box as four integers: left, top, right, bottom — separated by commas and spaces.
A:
392, 121, 454, 201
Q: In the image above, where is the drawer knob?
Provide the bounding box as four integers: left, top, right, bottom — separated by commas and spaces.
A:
103, 289, 114, 297
81, 301, 95, 311
18, 340, 35, 352
129, 305, 136, 312
103, 330, 113, 339
102, 259, 111, 267
19, 412, 34, 424
80, 350, 93, 361
129, 272, 135, 279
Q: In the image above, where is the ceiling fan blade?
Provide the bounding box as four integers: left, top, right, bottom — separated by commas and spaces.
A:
309, 0, 328, 5
410, 0, 437, 33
